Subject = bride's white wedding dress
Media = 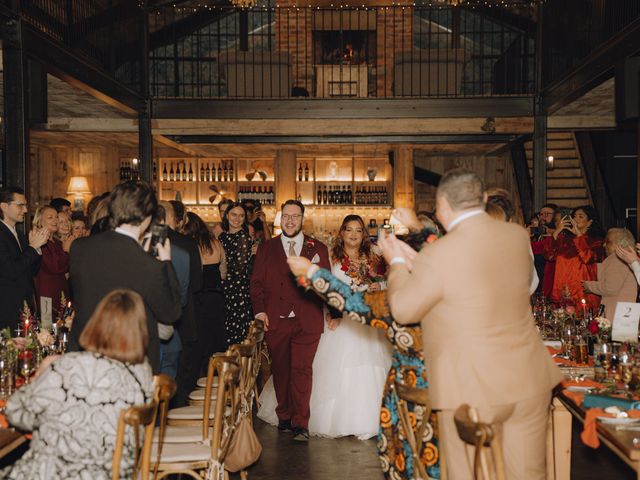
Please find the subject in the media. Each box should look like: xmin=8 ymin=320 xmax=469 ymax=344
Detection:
xmin=257 ymin=261 xmax=393 ymax=439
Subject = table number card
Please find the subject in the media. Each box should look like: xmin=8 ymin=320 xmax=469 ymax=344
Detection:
xmin=611 ymin=302 xmax=640 ymax=343
xmin=40 ymin=297 xmax=53 ymax=329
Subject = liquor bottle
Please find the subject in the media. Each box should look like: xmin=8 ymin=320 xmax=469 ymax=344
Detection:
xmin=223 ymin=161 xmax=228 ymax=182
xmin=304 ymin=162 xmax=309 ymax=182
xmin=152 ymin=161 xmax=157 ymax=181
xmin=316 ymin=185 xmax=322 ymax=204
xmin=342 ymin=185 xmax=347 ymax=204
xmin=322 ymin=185 xmax=328 ymax=205
xmin=205 ymin=163 xmax=211 ymax=182
xmin=188 ymin=163 xmax=194 ymax=182
xmin=229 ymin=161 xmax=234 ymax=182
xmin=269 ymin=186 xmax=274 ymax=205
xmin=169 ymin=162 xmax=175 ymax=181
xmin=200 ymin=163 xmax=205 ymax=182
xmin=162 ymin=162 xmax=168 ymax=181
xmin=217 ymin=163 xmax=222 ymax=182
xmin=346 ymin=184 xmax=353 ymax=204
xmin=298 ymin=163 xmax=303 ymax=182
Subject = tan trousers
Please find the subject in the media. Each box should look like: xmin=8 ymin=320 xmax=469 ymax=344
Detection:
xmin=439 ymin=391 xmax=552 ymax=480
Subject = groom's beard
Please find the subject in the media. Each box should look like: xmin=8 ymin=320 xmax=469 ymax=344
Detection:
xmin=282 ymin=226 xmax=302 ymax=238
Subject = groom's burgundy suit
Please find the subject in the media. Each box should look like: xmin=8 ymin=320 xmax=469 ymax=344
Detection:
xmin=250 ymin=234 xmax=330 ymax=429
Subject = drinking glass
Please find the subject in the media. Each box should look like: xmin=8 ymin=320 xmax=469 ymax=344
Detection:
xmin=19 ymin=352 xmax=33 ymax=385
xmin=57 ymin=328 xmax=69 ymax=354
xmin=0 ymin=356 xmax=14 ymax=400
xmin=574 ymin=334 xmax=589 ymax=365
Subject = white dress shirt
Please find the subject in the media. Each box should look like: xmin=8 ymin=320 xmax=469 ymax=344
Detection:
xmin=280 ymin=231 xmax=304 ymax=257
xmin=1 ymin=219 xmax=41 ymax=255
xmin=114 ymin=227 xmax=141 ymax=245
xmin=631 ymin=261 xmax=640 ymax=287
xmin=446 ymin=209 xmax=485 ymax=232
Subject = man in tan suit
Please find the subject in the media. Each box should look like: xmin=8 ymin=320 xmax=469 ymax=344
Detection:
xmin=379 ymin=169 xmax=562 ymax=479
xmin=584 ymin=228 xmax=638 ymax=317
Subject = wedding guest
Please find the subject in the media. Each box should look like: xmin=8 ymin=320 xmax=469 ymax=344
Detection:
xmin=242 ymin=199 xmax=272 ymax=242
xmin=70 ymin=212 xmax=90 ymax=238
xmin=32 ymin=206 xmax=72 ymax=318
xmin=212 ymin=198 xmax=233 ymax=238
xmin=49 ymin=197 xmax=71 ymax=217
xmin=616 ymin=242 xmax=640 ymax=286
xmin=159 ymin=200 xmax=203 ymax=407
xmin=0 ymin=186 xmax=48 ymax=329
xmin=86 ymin=192 xmax=109 ymax=224
xmin=549 ymin=205 xmax=605 ymax=310
xmin=183 ymin=211 xmax=228 ymax=369
xmin=286 ymin=207 xmax=441 ymax=479
xmin=379 ymin=169 xmax=561 ymax=480
xmin=533 ymin=208 xmax=564 ymax=298
xmin=1 ymin=289 xmax=153 ymax=480
xmin=529 ymin=204 xmax=559 ymax=295
xmin=583 ymin=228 xmax=638 ymax=317
xmin=220 ymin=201 xmax=255 ymax=345
xmin=69 ymin=181 xmax=181 ymax=373
xmin=89 ymin=196 xmax=111 ymax=235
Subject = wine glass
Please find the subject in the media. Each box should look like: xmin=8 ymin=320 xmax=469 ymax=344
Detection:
xmin=621 ymin=363 xmax=634 ymax=392
xmin=19 ymin=352 xmax=33 ymax=385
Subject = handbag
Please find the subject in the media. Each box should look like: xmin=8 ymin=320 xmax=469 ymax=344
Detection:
xmin=224 ymin=416 xmax=262 ymax=472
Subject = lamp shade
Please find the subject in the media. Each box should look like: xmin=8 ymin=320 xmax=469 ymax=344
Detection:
xmin=67 ymin=176 xmax=91 ymax=194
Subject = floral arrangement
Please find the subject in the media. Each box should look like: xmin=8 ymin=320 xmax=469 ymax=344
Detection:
xmin=587 ymin=315 xmax=612 ymax=340
xmin=339 ymin=253 xmax=386 ymax=288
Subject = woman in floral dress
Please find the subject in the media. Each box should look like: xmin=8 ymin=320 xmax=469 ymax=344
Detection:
xmin=288 ymin=224 xmax=441 ymax=480
xmin=219 ymin=202 xmax=255 ymax=345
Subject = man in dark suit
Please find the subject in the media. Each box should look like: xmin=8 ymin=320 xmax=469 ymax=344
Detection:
xmin=251 ymin=200 xmax=331 ymax=441
xmin=163 ymin=200 xmax=203 ymax=406
xmin=0 ymin=186 xmax=49 ymax=329
xmin=69 ymin=181 xmax=181 ymax=373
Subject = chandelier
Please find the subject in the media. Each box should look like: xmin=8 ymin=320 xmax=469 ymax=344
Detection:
xmin=230 ymin=0 xmax=256 ymax=7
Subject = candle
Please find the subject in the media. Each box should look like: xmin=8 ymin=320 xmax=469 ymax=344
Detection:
xmin=581 ymin=299 xmax=587 ymax=318
xmin=24 ymin=318 xmax=29 ymax=337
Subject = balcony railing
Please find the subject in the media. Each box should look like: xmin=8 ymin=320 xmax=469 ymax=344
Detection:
xmin=19 ymin=0 xmax=144 ymax=92
xmin=149 ymin=3 xmax=536 ymax=99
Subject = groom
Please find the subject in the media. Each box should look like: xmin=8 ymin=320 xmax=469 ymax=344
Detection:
xmin=251 ymin=199 xmax=331 ymax=441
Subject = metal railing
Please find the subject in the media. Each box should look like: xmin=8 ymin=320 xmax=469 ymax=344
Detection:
xmin=543 ymin=0 xmax=640 ymax=86
xmin=19 ymin=0 xmax=144 ymax=92
xmin=149 ymin=3 xmax=536 ymax=99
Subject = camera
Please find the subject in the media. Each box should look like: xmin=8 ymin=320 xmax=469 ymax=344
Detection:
xmin=149 ymin=224 xmax=169 ymax=257
xmin=377 ymin=223 xmax=394 ymax=237
xmin=530 ymin=225 xmax=546 ymax=237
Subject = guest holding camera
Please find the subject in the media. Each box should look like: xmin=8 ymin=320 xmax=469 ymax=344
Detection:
xmin=1 ymin=289 xmax=154 ymax=480
xmin=68 ymin=181 xmax=181 ymax=373
xmin=548 ymin=205 xmax=604 ymax=310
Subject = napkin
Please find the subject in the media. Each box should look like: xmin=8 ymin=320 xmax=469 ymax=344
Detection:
xmin=581 ymin=408 xmax=640 ymax=448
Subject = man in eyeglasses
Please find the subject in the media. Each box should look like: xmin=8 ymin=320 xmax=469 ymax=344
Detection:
xmin=0 ymin=186 xmax=49 ymax=329
xmin=250 ymin=199 xmax=331 ymax=442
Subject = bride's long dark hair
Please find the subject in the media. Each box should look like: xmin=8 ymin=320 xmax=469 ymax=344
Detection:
xmin=331 ymin=215 xmax=372 ymax=263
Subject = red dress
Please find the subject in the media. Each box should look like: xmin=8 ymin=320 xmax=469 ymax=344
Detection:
xmin=532 ymin=236 xmax=556 ymax=298
xmin=548 ymin=232 xmax=604 ymax=310
xmin=34 ymin=238 xmax=70 ymax=317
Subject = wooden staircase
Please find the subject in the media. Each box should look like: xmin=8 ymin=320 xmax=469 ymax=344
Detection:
xmin=525 ymin=132 xmax=591 ymax=208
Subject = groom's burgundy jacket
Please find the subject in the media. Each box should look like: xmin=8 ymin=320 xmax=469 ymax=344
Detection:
xmin=250 ymin=234 xmax=331 ymax=334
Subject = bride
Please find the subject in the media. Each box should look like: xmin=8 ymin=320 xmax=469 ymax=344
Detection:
xmin=258 ymin=214 xmax=392 ymax=439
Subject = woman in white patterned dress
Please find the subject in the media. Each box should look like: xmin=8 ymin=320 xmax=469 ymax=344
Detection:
xmin=1 ymin=289 xmax=153 ymax=480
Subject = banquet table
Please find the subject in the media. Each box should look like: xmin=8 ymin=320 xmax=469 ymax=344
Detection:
xmin=0 ymin=428 xmax=26 ymax=459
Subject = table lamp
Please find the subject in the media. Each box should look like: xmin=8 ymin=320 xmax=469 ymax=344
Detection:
xmin=66 ymin=176 xmax=91 ymax=211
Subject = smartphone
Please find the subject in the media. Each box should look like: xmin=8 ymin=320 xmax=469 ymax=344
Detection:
xmin=377 ymin=224 xmax=394 ymax=237
xmin=149 ymin=224 xmax=169 ymax=257
xmin=620 ymin=237 xmax=634 ymax=249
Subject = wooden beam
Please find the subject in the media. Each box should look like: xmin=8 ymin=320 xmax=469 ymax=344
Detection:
xmin=154 ymin=118 xmax=533 ymax=136
xmin=153 ymin=135 xmax=202 ymax=157
xmin=37 ymin=117 xmax=138 ymax=132
xmin=393 ymin=146 xmax=414 ymax=209
xmin=153 ymin=97 xmax=534 ymax=120
xmin=548 ymin=115 xmax=615 ymax=130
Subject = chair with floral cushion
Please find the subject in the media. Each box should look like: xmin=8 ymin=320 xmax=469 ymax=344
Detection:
xmin=453 ymin=404 xmax=506 ymax=480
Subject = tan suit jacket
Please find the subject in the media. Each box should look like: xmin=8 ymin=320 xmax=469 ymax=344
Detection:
xmin=388 ymin=212 xmax=562 ymax=410
xmin=584 ymin=255 xmax=638 ymax=318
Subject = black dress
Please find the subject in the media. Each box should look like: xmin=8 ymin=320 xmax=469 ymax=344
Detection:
xmin=219 ymin=229 xmax=254 ymax=344
xmin=195 ymin=263 xmax=227 ymax=367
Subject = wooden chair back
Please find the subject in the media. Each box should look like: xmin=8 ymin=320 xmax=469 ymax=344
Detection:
xmin=112 ymin=400 xmax=157 ymax=480
xmin=151 ymin=374 xmax=177 ymax=479
xmin=453 ymin=404 xmax=506 ymax=480
xmin=393 ymin=381 xmax=432 ymax=480
xmin=209 ymin=356 xmax=241 ymax=477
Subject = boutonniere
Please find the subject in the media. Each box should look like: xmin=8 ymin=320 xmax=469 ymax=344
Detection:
xmin=305 ymin=238 xmax=315 ymax=249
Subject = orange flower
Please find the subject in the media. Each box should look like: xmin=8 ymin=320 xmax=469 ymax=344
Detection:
xmin=407 ymin=412 xmax=417 ymax=430
xmin=405 ymin=370 xmax=417 ymax=387
xmin=380 ymin=408 xmax=392 ymax=428
xmin=422 ymin=442 xmax=438 ymax=467
xmin=395 ymin=453 xmax=406 ymax=472
xmin=371 ymin=319 xmax=389 ymax=331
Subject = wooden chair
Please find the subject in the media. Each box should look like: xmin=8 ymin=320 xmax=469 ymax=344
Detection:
xmin=112 ymin=400 xmax=157 ymax=480
xmin=393 ymin=381 xmax=432 ymax=480
xmin=151 ymin=374 xmax=177 ymax=478
xmin=453 ymin=404 xmax=506 ymax=480
xmin=153 ymin=356 xmax=241 ymax=479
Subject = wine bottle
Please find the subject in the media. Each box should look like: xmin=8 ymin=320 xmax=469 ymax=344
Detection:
xmin=316 ymin=185 xmax=322 ymax=204
xmin=152 ymin=161 xmax=157 ymax=181
xmin=322 ymin=185 xmax=328 ymax=205
xmin=169 ymin=162 xmax=175 ymax=181
xmin=269 ymin=186 xmax=274 ymax=205
xmin=223 ymin=161 xmax=228 ymax=182
xmin=200 ymin=163 xmax=205 ymax=182
xmin=346 ymin=184 xmax=352 ymax=204
xmin=298 ymin=163 xmax=303 ymax=182
xmin=162 ymin=162 xmax=168 ymax=181
xmin=217 ymin=163 xmax=222 ymax=182
xmin=229 ymin=161 xmax=234 ymax=181
xmin=188 ymin=162 xmax=194 ymax=182
xmin=304 ymin=162 xmax=309 ymax=182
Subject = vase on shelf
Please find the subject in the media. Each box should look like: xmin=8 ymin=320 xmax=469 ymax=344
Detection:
xmin=367 ymin=167 xmax=378 ymax=181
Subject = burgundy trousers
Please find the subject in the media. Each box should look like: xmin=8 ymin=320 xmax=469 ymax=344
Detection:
xmin=265 ymin=316 xmax=321 ymax=429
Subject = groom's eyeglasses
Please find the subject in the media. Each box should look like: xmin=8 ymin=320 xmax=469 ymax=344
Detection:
xmin=282 ymin=214 xmax=302 ymax=221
